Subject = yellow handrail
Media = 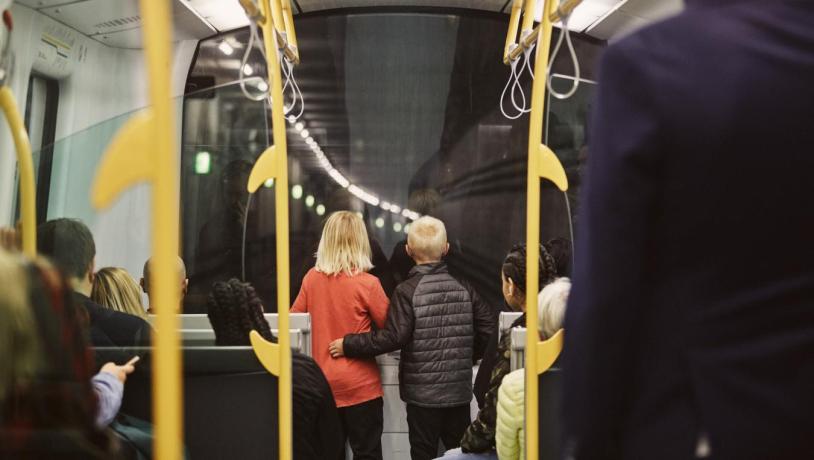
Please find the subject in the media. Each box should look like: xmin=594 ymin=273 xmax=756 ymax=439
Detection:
xmin=0 ymin=86 xmax=36 ymax=256
xmin=501 ymin=0 xmax=579 ymax=458
xmin=237 ymin=0 xmax=299 ymax=64
xmin=244 ymin=1 xmax=295 ymax=459
xmin=505 ymin=0 xmax=583 ymax=63
xmin=91 ymin=0 xmax=182 ymax=458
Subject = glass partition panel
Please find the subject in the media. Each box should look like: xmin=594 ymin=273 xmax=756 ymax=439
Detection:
xmin=186 ymin=11 xmax=576 ymax=309
xmin=541 ymin=73 xmax=596 ymax=249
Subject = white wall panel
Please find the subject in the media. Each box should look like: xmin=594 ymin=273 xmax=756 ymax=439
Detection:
xmin=1 ymin=4 xmax=197 ymax=282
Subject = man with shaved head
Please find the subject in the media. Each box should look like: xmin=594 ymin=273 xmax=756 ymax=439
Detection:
xmin=140 ymin=256 xmax=188 ymax=314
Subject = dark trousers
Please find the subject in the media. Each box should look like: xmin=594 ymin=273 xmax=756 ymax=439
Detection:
xmin=406 ymin=404 xmax=471 ymax=460
xmin=337 ymin=397 xmax=383 ymax=460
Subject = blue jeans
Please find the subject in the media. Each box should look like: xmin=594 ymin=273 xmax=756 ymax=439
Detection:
xmin=436 ymin=448 xmax=498 ymax=459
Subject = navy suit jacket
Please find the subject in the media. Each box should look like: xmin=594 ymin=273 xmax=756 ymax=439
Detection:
xmin=563 ymin=1 xmax=814 ymax=459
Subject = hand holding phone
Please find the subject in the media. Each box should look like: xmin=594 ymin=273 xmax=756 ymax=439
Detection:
xmin=101 ymin=356 xmax=139 ymax=384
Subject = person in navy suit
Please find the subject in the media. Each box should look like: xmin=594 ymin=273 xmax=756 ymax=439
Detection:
xmin=563 ymin=1 xmax=814 ymax=459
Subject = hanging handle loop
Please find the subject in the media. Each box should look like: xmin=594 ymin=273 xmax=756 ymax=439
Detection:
xmin=546 ymin=7 xmax=581 ymax=100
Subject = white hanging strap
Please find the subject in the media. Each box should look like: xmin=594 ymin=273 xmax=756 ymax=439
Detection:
xmin=239 ymin=20 xmax=270 ymax=102
xmin=546 ymin=10 xmax=581 ymax=100
xmin=500 ymin=49 xmax=526 ymax=120
xmin=281 ymin=54 xmax=304 ymax=120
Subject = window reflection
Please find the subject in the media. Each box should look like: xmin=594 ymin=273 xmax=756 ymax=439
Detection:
xmin=182 ymin=12 xmax=594 ymax=313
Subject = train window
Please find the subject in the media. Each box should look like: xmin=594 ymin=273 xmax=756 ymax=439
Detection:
xmin=183 ymin=10 xmax=601 ymax=314
xmin=16 ymin=74 xmax=58 ymax=224
xmin=540 ymin=74 xmax=596 ymax=245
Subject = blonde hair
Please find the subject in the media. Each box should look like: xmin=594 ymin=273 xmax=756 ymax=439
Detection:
xmin=315 ymin=211 xmax=373 ymax=276
xmin=407 ymin=216 xmax=447 ymax=262
xmin=538 ymin=277 xmax=570 ymax=339
xmin=0 ymin=248 xmax=41 ymax=402
xmin=91 ymin=267 xmax=147 ymax=318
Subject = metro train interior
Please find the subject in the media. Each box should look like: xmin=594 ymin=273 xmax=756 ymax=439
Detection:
xmin=1 ymin=0 xmax=687 ymax=459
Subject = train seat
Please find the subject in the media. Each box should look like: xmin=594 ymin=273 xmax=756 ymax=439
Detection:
xmin=94 ymin=346 xmax=279 ymax=459
xmin=146 ymin=313 xmax=312 ymax=356
xmin=507 ymin=327 xmax=563 ymax=459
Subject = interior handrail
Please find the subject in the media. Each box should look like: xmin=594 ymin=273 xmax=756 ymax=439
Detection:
xmin=0 ymin=86 xmax=36 ymax=256
xmin=501 ymin=0 xmax=578 ymax=458
xmin=238 ymin=0 xmax=300 ymax=64
xmin=90 ymin=0 xmax=182 ymax=458
xmin=503 ymin=0 xmax=584 ymax=63
xmin=240 ymin=1 xmax=298 ymax=459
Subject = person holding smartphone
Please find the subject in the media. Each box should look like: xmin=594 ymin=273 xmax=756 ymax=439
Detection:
xmin=93 ymin=356 xmax=139 ymax=427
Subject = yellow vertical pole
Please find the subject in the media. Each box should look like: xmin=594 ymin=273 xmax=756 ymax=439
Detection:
xmin=503 ymin=0 xmax=523 ymax=63
xmin=281 ymin=0 xmax=298 ymax=53
xmin=521 ymin=0 xmax=537 ymax=35
xmin=142 ymin=0 xmax=182 ymax=458
xmin=258 ymin=1 xmax=292 ymax=458
xmin=0 ymin=87 xmax=36 ymax=256
xmin=525 ymin=1 xmax=557 ymax=458
xmin=91 ymin=0 xmax=181 ymax=458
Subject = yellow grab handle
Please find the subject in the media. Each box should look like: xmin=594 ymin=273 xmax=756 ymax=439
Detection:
xmin=250 ymin=330 xmax=281 ymax=376
xmin=0 ymin=86 xmax=37 ymax=256
xmin=538 ymin=143 xmax=569 ymax=192
xmin=91 ymin=0 xmax=182 ymax=458
xmin=253 ymin=2 xmax=294 ymax=459
xmin=522 ymin=1 xmax=566 ymax=458
xmin=91 ymin=111 xmax=155 ymax=208
xmin=247 ymin=145 xmax=278 ymax=193
xmin=536 ymin=328 xmax=564 ymax=375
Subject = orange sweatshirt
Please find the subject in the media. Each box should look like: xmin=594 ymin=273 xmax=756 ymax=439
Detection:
xmin=291 ymin=268 xmax=389 ymax=407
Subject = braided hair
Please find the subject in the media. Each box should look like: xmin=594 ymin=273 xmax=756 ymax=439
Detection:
xmin=501 ymin=243 xmax=557 ymax=296
xmin=207 ymin=279 xmax=275 ymax=346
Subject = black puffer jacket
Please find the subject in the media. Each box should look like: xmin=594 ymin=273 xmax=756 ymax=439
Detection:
xmin=343 ymin=262 xmax=495 ymax=407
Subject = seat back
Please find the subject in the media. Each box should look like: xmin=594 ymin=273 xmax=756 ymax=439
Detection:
xmin=147 ymin=313 xmax=312 ymax=356
xmin=498 ymin=311 xmax=524 ymax=341
xmin=538 ymin=368 xmax=562 ymax=460
xmin=509 ymin=327 xmax=527 ymax=371
xmin=95 ymin=346 xmax=279 ymax=459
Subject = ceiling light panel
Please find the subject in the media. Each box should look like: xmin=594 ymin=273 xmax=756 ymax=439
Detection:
xmin=296 ymin=0 xmax=504 ymax=13
xmin=184 ymin=0 xmax=249 ymax=32
xmin=535 ymin=0 xmax=628 ymax=32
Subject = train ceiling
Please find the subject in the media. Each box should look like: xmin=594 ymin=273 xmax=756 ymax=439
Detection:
xmin=15 ymin=0 xmax=684 ymax=49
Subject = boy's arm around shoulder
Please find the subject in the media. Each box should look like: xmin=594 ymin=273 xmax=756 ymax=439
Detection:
xmin=343 ymin=284 xmax=415 ymax=359
xmin=465 ymin=280 xmax=497 ymax=362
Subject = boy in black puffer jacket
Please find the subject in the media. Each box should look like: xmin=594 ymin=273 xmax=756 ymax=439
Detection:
xmin=328 ymin=216 xmax=495 ymax=460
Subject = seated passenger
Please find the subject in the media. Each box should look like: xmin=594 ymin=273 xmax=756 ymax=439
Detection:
xmin=474 ymin=239 xmax=569 ymax=409
xmin=495 ymin=278 xmax=571 ymax=460
xmin=140 ymin=256 xmax=188 ymax=314
xmin=291 ymin=211 xmax=389 ymax=460
xmin=451 ymin=244 xmax=557 ymax=457
xmin=0 ymin=248 xmax=135 ymax=457
xmin=329 ymin=216 xmax=495 ymax=460
xmin=92 ymin=267 xmax=148 ymax=319
xmin=206 ymin=278 xmax=345 ymax=460
xmin=37 ymin=218 xmax=151 ymax=347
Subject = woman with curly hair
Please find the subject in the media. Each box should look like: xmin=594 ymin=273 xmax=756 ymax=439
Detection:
xmin=206 ymin=278 xmax=345 ymax=460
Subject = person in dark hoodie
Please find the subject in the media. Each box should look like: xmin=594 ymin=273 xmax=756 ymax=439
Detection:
xmin=37 ymin=218 xmax=151 ymax=347
xmin=206 ymin=278 xmax=345 ymax=460
xmin=329 ymin=216 xmax=495 ymax=460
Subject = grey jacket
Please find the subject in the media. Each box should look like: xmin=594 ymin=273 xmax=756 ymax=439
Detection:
xmin=343 ymin=262 xmax=495 ymax=407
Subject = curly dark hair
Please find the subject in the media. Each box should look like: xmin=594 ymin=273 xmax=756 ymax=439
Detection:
xmin=543 ymin=237 xmax=573 ymax=277
xmin=206 ymin=279 xmax=275 ymax=346
xmin=501 ymin=243 xmax=557 ymax=295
